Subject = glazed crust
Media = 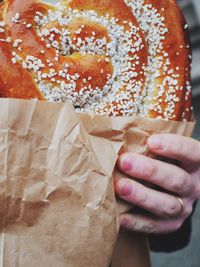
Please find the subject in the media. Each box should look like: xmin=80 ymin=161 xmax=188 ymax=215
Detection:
xmin=142 ymin=0 xmax=192 ymax=121
xmin=0 ymin=0 xmax=192 ymax=120
xmin=0 ymin=0 xmax=114 ymax=97
xmin=0 ymin=1 xmax=44 ymax=99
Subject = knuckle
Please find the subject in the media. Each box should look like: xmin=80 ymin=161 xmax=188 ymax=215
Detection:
xmin=165 ymin=200 xmax=180 ymax=217
xmin=143 ymin=162 xmax=158 ymax=181
xmin=171 ymin=173 xmax=188 ymax=194
xmin=135 ymin=190 xmax=148 ymax=206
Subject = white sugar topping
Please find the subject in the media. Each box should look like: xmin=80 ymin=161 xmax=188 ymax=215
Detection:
xmin=125 ymin=0 xmax=191 ymax=119
xmin=31 ymin=6 xmax=147 ymax=114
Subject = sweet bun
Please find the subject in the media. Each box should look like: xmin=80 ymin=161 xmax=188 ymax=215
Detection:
xmin=0 ymin=0 xmax=192 ymax=120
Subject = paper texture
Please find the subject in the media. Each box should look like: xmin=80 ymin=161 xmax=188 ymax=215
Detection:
xmin=79 ymin=111 xmax=195 ymax=267
xmin=0 ymin=99 xmax=195 ymax=267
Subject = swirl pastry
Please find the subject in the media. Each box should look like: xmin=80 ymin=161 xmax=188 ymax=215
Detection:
xmin=0 ymin=0 xmax=192 ymax=120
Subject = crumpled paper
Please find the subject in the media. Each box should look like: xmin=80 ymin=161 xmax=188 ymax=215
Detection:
xmin=79 ymin=110 xmax=195 ymax=267
xmin=0 ymin=99 xmax=195 ymax=267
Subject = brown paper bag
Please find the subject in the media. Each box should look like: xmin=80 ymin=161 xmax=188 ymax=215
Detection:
xmin=79 ymin=112 xmax=195 ymax=267
xmin=0 ymin=99 xmax=195 ymax=267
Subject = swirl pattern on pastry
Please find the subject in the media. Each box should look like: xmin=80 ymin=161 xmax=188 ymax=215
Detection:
xmin=0 ymin=0 xmax=192 ymax=120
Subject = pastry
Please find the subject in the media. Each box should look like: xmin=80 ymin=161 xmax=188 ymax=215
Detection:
xmin=0 ymin=0 xmax=192 ymax=120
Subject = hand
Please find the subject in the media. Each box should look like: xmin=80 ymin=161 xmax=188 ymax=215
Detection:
xmin=115 ymin=134 xmax=200 ymax=234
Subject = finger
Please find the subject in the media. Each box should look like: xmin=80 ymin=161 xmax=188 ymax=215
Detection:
xmin=115 ymin=178 xmax=190 ymax=218
xmin=147 ymin=134 xmax=200 ymax=165
xmin=117 ymin=153 xmax=193 ymax=196
xmin=120 ymin=213 xmax=184 ymax=234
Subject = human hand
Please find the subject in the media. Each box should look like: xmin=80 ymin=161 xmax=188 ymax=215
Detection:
xmin=115 ymin=134 xmax=200 ymax=234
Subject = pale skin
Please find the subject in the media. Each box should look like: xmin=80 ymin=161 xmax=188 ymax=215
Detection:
xmin=115 ymin=134 xmax=200 ymax=234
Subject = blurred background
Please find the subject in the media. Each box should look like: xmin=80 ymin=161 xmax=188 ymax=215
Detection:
xmin=151 ymin=0 xmax=200 ymax=266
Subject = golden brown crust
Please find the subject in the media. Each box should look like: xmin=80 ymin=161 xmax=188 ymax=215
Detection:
xmin=144 ymin=0 xmax=192 ymax=121
xmin=0 ymin=0 xmax=192 ymax=120
xmin=0 ymin=0 xmax=148 ymax=109
xmin=0 ymin=2 xmax=44 ymax=99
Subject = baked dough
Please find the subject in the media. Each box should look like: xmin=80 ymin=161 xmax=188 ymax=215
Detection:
xmin=0 ymin=0 xmax=192 ymax=120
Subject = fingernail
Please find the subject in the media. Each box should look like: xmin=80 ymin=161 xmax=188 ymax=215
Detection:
xmin=119 ymin=154 xmax=132 ymax=172
xmin=148 ymin=136 xmax=163 ymax=150
xmin=117 ymin=180 xmax=132 ymax=196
